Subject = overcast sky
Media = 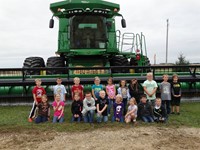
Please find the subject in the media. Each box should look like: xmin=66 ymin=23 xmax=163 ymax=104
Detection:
xmin=0 ymin=0 xmax=200 ymax=68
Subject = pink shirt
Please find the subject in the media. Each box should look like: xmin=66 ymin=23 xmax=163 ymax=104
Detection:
xmin=106 ymin=84 xmax=115 ymax=99
xmin=52 ymin=101 xmax=65 ymax=117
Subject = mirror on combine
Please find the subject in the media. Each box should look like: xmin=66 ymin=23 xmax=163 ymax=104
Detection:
xmin=121 ymin=18 xmax=126 ymax=28
xmin=49 ymin=18 xmax=54 ymax=28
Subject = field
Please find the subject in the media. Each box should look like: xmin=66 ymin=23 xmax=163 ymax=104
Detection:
xmin=0 ymin=102 xmax=200 ymax=150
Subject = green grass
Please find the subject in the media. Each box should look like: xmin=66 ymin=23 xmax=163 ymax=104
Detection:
xmin=0 ymin=102 xmax=199 ymax=133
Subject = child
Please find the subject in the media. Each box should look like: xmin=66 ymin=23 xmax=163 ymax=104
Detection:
xmin=171 ymin=74 xmax=182 ymax=115
xmin=128 ymin=78 xmax=140 ymax=104
xmin=35 ymin=95 xmax=50 ymax=124
xmin=143 ymin=72 xmax=158 ymax=106
xmin=125 ymin=98 xmax=138 ymax=124
xmin=71 ymin=77 xmax=84 ymax=101
xmin=92 ymin=76 xmax=103 ymax=101
xmin=160 ymin=74 xmax=171 ymax=114
xmin=138 ymin=94 xmax=154 ymax=123
xmin=52 ymin=94 xmax=65 ymax=123
xmin=106 ymin=77 xmax=116 ymax=116
xmin=112 ymin=94 xmax=124 ymax=122
xmin=28 ymin=78 xmax=46 ymax=122
xmin=53 ymin=78 xmax=67 ymax=101
xmin=82 ymin=91 xmax=96 ymax=123
xmin=71 ymin=94 xmax=83 ymax=122
xmin=96 ymin=90 xmax=109 ymax=123
xmin=153 ymin=98 xmax=167 ymax=123
xmin=117 ymin=80 xmax=131 ymax=115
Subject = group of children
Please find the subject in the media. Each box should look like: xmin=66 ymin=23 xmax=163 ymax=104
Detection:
xmin=28 ymin=72 xmax=182 ymax=124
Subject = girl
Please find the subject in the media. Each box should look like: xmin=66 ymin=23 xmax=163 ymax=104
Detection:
xmin=92 ymin=76 xmax=103 ymax=101
xmin=171 ymin=74 xmax=182 ymax=115
xmin=128 ymin=78 xmax=140 ymax=104
xmin=125 ymin=98 xmax=138 ymax=123
xmin=71 ymin=94 xmax=83 ymax=122
xmin=35 ymin=94 xmax=50 ymax=124
xmin=112 ymin=94 xmax=124 ymax=122
xmin=117 ymin=80 xmax=130 ymax=115
xmin=106 ymin=77 xmax=116 ymax=116
xmin=52 ymin=94 xmax=65 ymax=123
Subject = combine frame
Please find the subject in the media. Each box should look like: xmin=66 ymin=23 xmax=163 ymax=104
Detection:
xmin=0 ymin=65 xmax=200 ymax=103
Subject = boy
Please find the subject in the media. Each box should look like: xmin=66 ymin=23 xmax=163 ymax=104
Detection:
xmin=82 ymin=91 xmax=96 ymax=123
xmin=71 ymin=77 xmax=84 ymax=101
xmin=160 ymin=74 xmax=171 ymax=114
xmin=153 ymin=98 xmax=167 ymax=123
xmin=143 ymin=72 xmax=158 ymax=106
xmin=53 ymin=78 xmax=67 ymax=101
xmin=71 ymin=94 xmax=83 ymax=122
xmin=138 ymin=94 xmax=154 ymax=123
xmin=171 ymin=74 xmax=182 ymax=115
xmin=28 ymin=78 xmax=46 ymax=122
xmin=96 ymin=90 xmax=109 ymax=123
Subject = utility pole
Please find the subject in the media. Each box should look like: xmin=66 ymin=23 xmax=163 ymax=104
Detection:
xmin=166 ymin=19 xmax=169 ymax=64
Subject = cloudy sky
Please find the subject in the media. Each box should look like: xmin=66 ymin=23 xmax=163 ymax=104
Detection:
xmin=0 ymin=0 xmax=200 ymax=68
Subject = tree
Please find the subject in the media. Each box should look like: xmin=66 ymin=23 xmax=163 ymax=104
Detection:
xmin=175 ymin=53 xmax=190 ymax=65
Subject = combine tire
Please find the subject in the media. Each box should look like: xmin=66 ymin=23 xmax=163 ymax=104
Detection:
xmin=110 ymin=56 xmax=129 ymax=73
xmin=23 ymin=57 xmax=45 ymax=75
xmin=46 ymin=56 xmax=65 ymax=74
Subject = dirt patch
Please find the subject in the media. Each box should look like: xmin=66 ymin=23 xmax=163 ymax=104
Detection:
xmin=0 ymin=127 xmax=200 ymax=150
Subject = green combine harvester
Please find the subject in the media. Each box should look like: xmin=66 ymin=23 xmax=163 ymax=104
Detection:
xmin=0 ymin=0 xmax=200 ymax=103
xmin=24 ymin=0 xmax=149 ymax=75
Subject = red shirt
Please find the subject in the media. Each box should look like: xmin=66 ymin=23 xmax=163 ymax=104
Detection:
xmin=71 ymin=85 xmax=84 ymax=100
xmin=32 ymin=86 xmax=46 ymax=103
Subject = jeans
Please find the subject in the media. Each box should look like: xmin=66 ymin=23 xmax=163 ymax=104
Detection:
xmin=96 ymin=113 xmax=108 ymax=123
xmin=142 ymin=116 xmax=154 ymax=123
xmin=147 ymin=99 xmax=156 ymax=107
xmin=162 ymin=100 xmax=171 ymax=114
xmin=71 ymin=116 xmax=81 ymax=122
xmin=107 ymin=99 xmax=114 ymax=115
xmin=83 ymin=110 xmax=94 ymax=123
xmin=112 ymin=116 xmax=124 ymax=122
xmin=35 ymin=116 xmax=48 ymax=124
xmin=53 ymin=116 xmax=64 ymax=123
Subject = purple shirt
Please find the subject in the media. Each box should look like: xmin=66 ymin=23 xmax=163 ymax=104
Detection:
xmin=113 ymin=102 xmax=124 ymax=118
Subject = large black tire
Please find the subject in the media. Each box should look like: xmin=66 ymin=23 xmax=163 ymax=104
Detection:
xmin=23 ymin=57 xmax=45 ymax=75
xmin=110 ymin=56 xmax=129 ymax=73
xmin=46 ymin=56 xmax=65 ymax=75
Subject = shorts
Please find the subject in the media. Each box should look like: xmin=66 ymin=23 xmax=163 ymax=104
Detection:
xmin=171 ymin=97 xmax=181 ymax=106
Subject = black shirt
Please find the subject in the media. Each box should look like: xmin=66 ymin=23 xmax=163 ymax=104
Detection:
xmin=97 ymin=97 xmax=109 ymax=116
xmin=71 ymin=100 xmax=83 ymax=115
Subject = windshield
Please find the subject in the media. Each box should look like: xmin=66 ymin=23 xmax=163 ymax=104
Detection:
xmin=70 ymin=15 xmax=107 ymax=49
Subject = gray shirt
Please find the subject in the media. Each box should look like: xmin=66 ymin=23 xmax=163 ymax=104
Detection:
xmin=160 ymin=82 xmax=171 ymax=100
xmin=53 ymin=84 xmax=67 ymax=101
xmin=83 ymin=97 xmax=96 ymax=111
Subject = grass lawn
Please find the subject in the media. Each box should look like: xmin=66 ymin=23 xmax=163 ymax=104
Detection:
xmin=0 ymin=102 xmax=199 ymax=133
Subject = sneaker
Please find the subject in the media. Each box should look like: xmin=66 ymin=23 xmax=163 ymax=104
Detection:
xmin=171 ymin=112 xmax=175 ymax=114
xmin=177 ymin=112 xmax=180 ymax=115
xmin=28 ymin=118 xmax=33 ymax=122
